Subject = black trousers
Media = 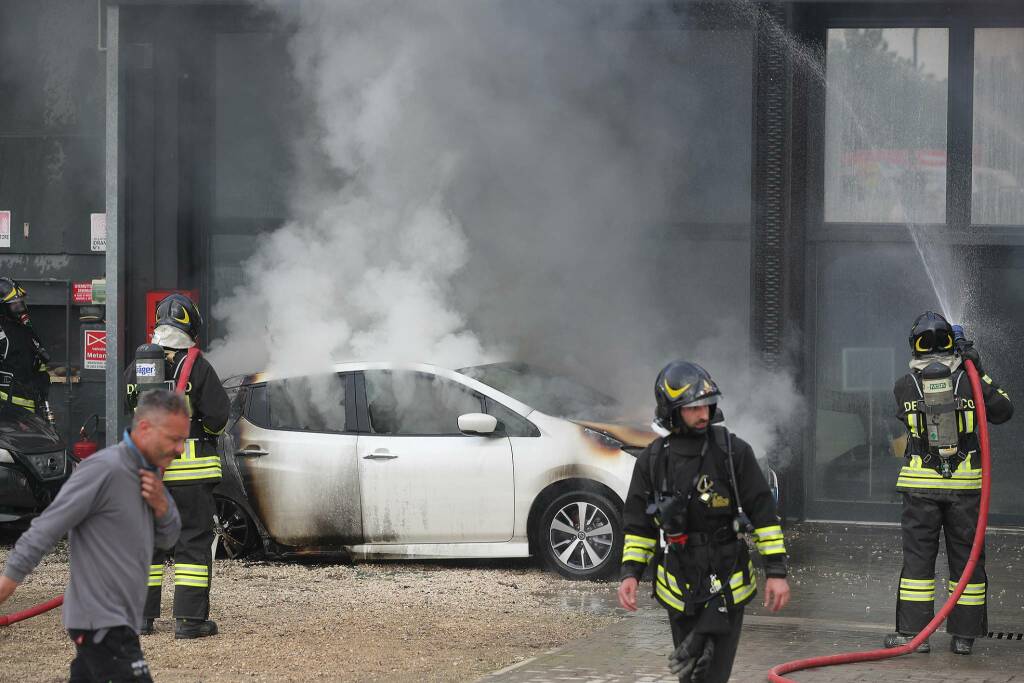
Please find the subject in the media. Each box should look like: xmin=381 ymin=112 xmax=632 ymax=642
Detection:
xmin=668 ymin=607 xmax=744 ymax=683
xmin=896 ymin=492 xmax=987 ymax=637
xmin=145 ymin=483 xmax=215 ymax=620
xmin=68 ymin=626 xmax=152 ymax=682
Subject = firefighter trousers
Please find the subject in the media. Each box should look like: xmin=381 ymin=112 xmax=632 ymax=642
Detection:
xmin=145 ymin=483 xmax=215 ymax=621
xmin=668 ymin=607 xmax=744 ymax=683
xmin=896 ymin=492 xmax=987 ymax=638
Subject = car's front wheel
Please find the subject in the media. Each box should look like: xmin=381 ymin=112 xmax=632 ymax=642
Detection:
xmin=536 ymin=490 xmax=622 ymax=581
xmin=213 ymin=495 xmax=258 ymax=559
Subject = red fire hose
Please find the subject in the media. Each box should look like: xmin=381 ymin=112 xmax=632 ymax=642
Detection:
xmin=768 ymin=358 xmax=991 ymax=681
xmin=0 ymin=595 xmax=63 ymax=627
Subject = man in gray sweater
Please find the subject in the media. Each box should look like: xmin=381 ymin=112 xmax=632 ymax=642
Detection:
xmin=0 ymin=390 xmax=186 ymax=682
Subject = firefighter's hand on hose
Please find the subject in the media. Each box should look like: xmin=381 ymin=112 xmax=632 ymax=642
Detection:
xmin=617 ymin=576 xmax=638 ymax=612
xmin=139 ymin=469 xmax=169 ymax=519
xmin=0 ymin=576 xmax=19 ymax=605
xmin=956 ymin=339 xmax=983 ymax=373
xmin=764 ymin=577 xmax=790 ymax=612
xmin=668 ymin=630 xmax=714 ymax=681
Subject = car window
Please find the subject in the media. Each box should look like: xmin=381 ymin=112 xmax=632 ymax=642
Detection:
xmin=246 ymin=384 xmax=270 ymax=428
xmin=484 ymin=397 xmax=540 ymax=438
xmin=269 ymin=374 xmax=347 ymax=433
xmin=364 ymin=370 xmax=483 ymax=436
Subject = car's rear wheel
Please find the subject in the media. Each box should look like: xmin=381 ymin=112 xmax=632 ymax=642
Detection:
xmin=214 ymin=495 xmax=258 ymax=559
xmin=536 ymin=490 xmax=622 ymax=581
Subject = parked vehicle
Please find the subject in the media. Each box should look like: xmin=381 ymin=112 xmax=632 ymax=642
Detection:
xmin=212 ymin=362 xmax=654 ymax=580
xmin=0 ymin=407 xmax=72 ymax=525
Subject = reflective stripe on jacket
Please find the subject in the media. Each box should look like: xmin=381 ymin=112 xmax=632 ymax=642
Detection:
xmin=163 ymin=438 xmax=222 ymax=484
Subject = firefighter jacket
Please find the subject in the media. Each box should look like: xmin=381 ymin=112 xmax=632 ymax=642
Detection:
xmin=620 ymin=427 xmax=787 ymax=616
xmin=894 ymin=365 xmax=1012 ymax=493
xmin=0 ymin=319 xmax=49 ymax=413
xmin=125 ymin=349 xmax=229 ymax=485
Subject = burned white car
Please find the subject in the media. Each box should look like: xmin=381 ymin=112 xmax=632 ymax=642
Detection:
xmin=212 ymin=362 xmax=656 ymax=579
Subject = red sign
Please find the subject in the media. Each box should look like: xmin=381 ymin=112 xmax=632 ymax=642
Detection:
xmin=145 ymin=290 xmax=199 ymax=342
xmin=84 ymin=330 xmax=107 ymax=370
xmin=73 ymin=282 xmax=93 ymax=303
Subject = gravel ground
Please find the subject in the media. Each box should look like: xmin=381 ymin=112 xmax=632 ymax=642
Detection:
xmin=0 ymin=539 xmax=621 ymax=682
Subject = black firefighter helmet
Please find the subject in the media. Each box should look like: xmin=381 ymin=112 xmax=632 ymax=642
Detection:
xmin=654 ymin=360 xmax=722 ymax=433
xmin=155 ymin=293 xmax=203 ymax=341
xmin=909 ymin=310 xmax=954 ymax=358
xmin=0 ymin=277 xmax=29 ymax=323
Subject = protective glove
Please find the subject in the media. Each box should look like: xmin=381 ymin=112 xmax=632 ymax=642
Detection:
xmin=667 ymin=630 xmax=715 ymax=682
xmin=955 ymin=339 xmax=983 ymax=374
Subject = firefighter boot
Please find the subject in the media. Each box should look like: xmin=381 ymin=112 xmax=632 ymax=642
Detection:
xmin=883 ymin=632 xmax=931 ymax=653
xmin=950 ymin=636 xmax=974 ymax=655
xmin=175 ymin=619 xmax=218 ymax=640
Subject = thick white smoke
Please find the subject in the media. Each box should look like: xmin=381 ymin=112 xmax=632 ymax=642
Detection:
xmin=207 ymin=0 xmax=804 ymax=461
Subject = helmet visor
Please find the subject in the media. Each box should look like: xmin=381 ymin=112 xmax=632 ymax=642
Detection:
xmin=682 ymin=394 xmax=720 ymax=408
xmin=913 ymin=329 xmax=954 ymax=355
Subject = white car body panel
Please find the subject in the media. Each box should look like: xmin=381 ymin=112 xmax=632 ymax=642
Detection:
xmin=357 ymin=432 xmax=515 ymax=543
xmin=229 ymin=361 xmax=648 ymax=560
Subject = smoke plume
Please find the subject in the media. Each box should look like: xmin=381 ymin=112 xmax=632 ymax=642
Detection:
xmin=207 ymin=0 xmax=803 ymax=460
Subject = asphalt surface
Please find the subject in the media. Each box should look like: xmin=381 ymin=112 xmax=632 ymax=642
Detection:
xmin=481 ymin=522 xmax=1024 ymax=682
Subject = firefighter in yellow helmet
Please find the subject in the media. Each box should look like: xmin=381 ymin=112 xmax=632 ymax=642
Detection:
xmin=618 ymin=361 xmax=789 ymax=682
xmin=884 ymin=311 xmax=1012 ymax=655
xmin=125 ymin=294 xmax=229 ymax=639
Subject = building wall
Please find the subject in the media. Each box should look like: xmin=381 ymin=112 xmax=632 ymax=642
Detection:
xmin=0 ymin=0 xmax=107 ymax=446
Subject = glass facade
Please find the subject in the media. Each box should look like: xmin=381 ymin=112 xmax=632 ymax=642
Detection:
xmin=973 ymin=28 xmax=1024 ymax=226
xmin=812 ymin=23 xmax=1024 ymax=522
xmin=824 ymin=28 xmax=949 ymax=224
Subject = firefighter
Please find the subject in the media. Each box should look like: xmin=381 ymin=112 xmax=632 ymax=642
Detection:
xmin=884 ymin=311 xmax=1012 ymax=655
xmin=0 ymin=277 xmax=52 ymax=420
xmin=125 ymin=293 xmax=229 ymax=639
xmin=618 ymin=361 xmax=790 ymax=683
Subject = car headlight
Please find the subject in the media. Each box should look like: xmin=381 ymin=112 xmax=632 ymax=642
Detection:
xmin=19 ymin=451 xmax=68 ymax=481
xmin=0 ymin=448 xmax=13 ymax=464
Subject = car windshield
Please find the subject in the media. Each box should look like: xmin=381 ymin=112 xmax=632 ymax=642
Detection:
xmin=458 ymin=362 xmax=622 ymax=420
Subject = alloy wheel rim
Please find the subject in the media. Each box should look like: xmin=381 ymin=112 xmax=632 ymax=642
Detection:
xmin=548 ymin=500 xmax=614 ymax=571
xmin=214 ymin=498 xmax=252 ymax=559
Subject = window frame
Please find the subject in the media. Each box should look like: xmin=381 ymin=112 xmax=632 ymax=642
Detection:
xmin=356 ymin=369 xmax=488 ymax=438
xmin=242 ymin=373 xmax=357 ymax=434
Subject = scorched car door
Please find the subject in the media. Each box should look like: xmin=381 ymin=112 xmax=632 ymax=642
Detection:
xmin=357 ymin=370 xmax=514 ymax=543
xmin=234 ymin=375 xmax=362 ymax=546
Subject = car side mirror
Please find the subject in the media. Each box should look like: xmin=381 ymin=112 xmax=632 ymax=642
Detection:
xmin=458 ymin=413 xmax=498 ymax=436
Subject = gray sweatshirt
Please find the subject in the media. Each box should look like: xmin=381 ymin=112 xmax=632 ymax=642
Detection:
xmin=3 ymin=437 xmax=181 ymax=632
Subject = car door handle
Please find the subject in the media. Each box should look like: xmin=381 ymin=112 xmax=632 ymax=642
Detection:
xmin=235 ymin=446 xmax=269 ymax=457
xmin=363 ymin=451 xmax=398 ymax=460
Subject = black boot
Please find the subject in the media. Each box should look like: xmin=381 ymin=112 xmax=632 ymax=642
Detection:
xmin=950 ymin=636 xmax=974 ymax=655
xmin=883 ymin=632 xmax=930 ymax=653
xmin=140 ymin=618 xmax=155 ymax=636
xmin=175 ymin=618 xmax=218 ymax=640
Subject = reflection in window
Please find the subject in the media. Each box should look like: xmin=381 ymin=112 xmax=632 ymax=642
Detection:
xmin=269 ymin=374 xmax=346 ymax=432
xmin=973 ymin=29 xmax=1024 ymax=226
xmin=825 ymin=28 xmax=949 ymax=224
xmin=365 ymin=371 xmax=483 ymax=436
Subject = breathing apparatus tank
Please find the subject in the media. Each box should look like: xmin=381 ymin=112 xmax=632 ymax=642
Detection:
xmin=920 ymin=362 xmax=959 ymax=463
xmin=134 ymin=343 xmax=172 ymax=393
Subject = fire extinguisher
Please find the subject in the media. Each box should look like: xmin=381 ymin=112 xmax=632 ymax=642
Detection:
xmin=72 ymin=414 xmax=101 ymax=461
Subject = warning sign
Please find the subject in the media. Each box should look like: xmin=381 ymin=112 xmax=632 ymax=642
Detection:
xmin=84 ymin=330 xmax=107 ymax=370
xmin=0 ymin=211 xmax=10 ymax=248
xmin=90 ymin=213 xmax=106 ymax=252
xmin=73 ymin=282 xmax=93 ymax=303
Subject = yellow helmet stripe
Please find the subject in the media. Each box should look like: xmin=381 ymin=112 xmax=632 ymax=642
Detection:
xmin=663 ymin=380 xmax=691 ymax=400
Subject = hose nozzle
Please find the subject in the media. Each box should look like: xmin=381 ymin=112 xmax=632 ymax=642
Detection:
xmin=952 ymin=324 xmax=965 ymax=342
